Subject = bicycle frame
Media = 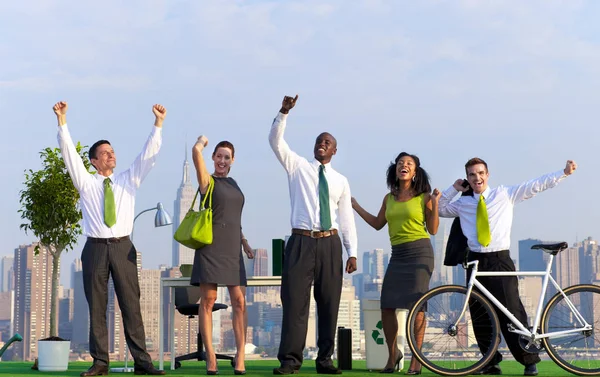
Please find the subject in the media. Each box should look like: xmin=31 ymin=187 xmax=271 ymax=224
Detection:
xmin=454 ymin=253 xmax=593 ymax=341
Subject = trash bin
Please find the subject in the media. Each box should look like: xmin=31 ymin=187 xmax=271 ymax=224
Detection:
xmin=337 ymin=327 xmax=352 ymax=370
xmin=363 ymin=299 xmax=408 ymax=371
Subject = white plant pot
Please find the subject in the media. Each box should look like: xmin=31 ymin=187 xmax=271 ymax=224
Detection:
xmin=37 ymin=339 xmax=71 ymax=372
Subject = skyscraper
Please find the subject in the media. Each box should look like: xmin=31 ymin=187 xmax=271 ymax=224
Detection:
xmin=71 ymin=259 xmax=89 ymax=349
xmin=13 ymin=243 xmax=54 ymax=360
xmin=172 ymin=146 xmax=196 ymax=267
xmin=1 ymin=255 xmax=14 ymax=292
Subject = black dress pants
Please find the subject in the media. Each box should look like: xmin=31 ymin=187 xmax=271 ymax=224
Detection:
xmin=467 ymin=250 xmax=541 ymax=366
xmin=81 ymin=237 xmax=153 ymax=367
xmin=277 ymin=233 xmax=343 ymax=369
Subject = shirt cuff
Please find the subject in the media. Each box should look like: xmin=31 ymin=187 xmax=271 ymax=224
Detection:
xmin=554 ymin=169 xmax=568 ymax=181
xmin=275 ymin=112 xmax=288 ymax=122
xmin=151 ymin=125 xmax=162 ymax=135
xmin=346 ymin=249 xmax=357 ymax=259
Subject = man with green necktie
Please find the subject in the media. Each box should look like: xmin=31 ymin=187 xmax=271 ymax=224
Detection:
xmin=439 ymin=157 xmax=577 ymax=377
xmin=269 ymin=95 xmax=358 ymax=375
xmin=54 ymin=101 xmax=167 ymax=376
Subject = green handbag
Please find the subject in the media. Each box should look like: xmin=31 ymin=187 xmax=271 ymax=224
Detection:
xmin=173 ymin=177 xmax=214 ymax=249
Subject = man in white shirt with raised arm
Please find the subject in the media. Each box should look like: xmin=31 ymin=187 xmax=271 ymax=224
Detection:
xmin=54 ymin=101 xmax=167 ymax=376
xmin=439 ymin=157 xmax=577 ymax=377
xmin=269 ymin=95 xmax=358 ymax=375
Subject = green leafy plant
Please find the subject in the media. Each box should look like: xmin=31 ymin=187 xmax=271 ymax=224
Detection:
xmin=19 ymin=143 xmax=92 ymax=338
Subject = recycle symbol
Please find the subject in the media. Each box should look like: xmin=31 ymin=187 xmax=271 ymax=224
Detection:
xmin=371 ymin=320 xmax=384 ymax=345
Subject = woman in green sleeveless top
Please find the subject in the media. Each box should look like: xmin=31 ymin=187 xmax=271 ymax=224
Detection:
xmin=352 ymin=152 xmax=440 ymax=374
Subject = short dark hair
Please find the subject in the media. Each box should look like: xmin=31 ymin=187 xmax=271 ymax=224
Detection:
xmin=465 ymin=157 xmax=488 ymax=175
xmin=89 ymin=140 xmax=111 ymax=161
xmin=386 ymin=152 xmax=431 ymax=195
xmin=213 ymin=141 xmax=235 ymax=158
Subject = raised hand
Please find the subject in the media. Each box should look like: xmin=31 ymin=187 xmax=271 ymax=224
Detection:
xmin=564 ymin=160 xmax=577 ymax=175
xmin=453 ymin=179 xmax=469 ymax=192
xmin=152 ymin=104 xmax=167 ymax=119
xmin=194 ymin=135 xmax=208 ymax=152
xmin=431 ymin=188 xmax=441 ymax=203
xmin=280 ymin=94 xmax=298 ymax=114
xmin=53 ymin=101 xmax=68 ymax=126
xmin=53 ymin=101 xmax=68 ymax=116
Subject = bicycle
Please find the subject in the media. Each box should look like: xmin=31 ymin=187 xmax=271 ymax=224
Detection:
xmin=406 ymin=242 xmax=600 ymax=376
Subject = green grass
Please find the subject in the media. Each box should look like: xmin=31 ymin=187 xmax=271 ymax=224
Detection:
xmin=0 ymin=360 xmax=582 ymax=376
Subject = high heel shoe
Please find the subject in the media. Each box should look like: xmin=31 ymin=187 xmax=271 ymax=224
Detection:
xmin=206 ymin=358 xmax=219 ymax=375
xmin=406 ymin=368 xmax=422 ymax=375
xmin=380 ymin=349 xmax=403 ymax=373
xmin=232 ymin=355 xmax=246 ymax=375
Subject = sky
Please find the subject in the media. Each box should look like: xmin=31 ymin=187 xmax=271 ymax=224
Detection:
xmin=1 ymin=1 xmax=599 ymax=288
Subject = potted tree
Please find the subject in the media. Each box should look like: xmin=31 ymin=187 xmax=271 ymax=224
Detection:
xmin=19 ymin=144 xmax=92 ymax=371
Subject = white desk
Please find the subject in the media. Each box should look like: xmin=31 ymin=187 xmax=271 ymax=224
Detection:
xmin=159 ymin=276 xmax=282 ymax=370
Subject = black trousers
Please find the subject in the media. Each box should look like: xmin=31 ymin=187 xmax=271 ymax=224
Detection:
xmin=81 ymin=238 xmax=152 ymax=367
xmin=467 ymin=250 xmax=541 ymax=366
xmin=277 ymin=233 xmax=343 ymax=369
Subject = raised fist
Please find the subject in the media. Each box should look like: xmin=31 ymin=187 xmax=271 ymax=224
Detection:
xmin=564 ymin=160 xmax=577 ymax=175
xmin=280 ymin=94 xmax=299 ymax=114
xmin=194 ymin=135 xmax=208 ymax=151
xmin=53 ymin=101 xmax=68 ymax=116
xmin=152 ymin=104 xmax=167 ymax=120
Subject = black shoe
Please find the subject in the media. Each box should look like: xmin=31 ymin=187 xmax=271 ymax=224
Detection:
xmin=524 ymin=364 xmax=538 ymax=376
xmin=316 ymin=364 xmax=342 ymax=374
xmin=406 ymin=368 xmax=422 ymax=375
xmin=134 ymin=364 xmax=166 ymax=375
xmin=474 ymin=364 xmax=502 ymax=375
xmin=234 ymin=370 xmax=247 ymax=375
xmin=380 ymin=348 xmax=403 ymax=373
xmin=273 ymin=365 xmax=299 ymax=375
xmin=80 ymin=364 xmax=109 ymax=377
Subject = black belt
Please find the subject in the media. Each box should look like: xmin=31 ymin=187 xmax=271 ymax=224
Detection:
xmin=292 ymin=228 xmax=338 ymax=239
xmin=87 ymin=236 xmax=130 ymax=244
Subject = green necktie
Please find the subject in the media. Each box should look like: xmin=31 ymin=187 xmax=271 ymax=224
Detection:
xmin=104 ymin=178 xmax=116 ymax=228
xmin=476 ymin=194 xmax=491 ymax=247
xmin=318 ymin=165 xmax=332 ymax=231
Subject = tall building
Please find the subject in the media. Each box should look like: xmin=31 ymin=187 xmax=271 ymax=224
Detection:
xmin=363 ymin=249 xmax=385 ymax=281
xmin=430 ymin=220 xmax=452 ymax=287
xmin=139 ymin=269 xmax=161 ymax=354
xmin=518 ymin=238 xmax=556 ymax=272
xmin=13 ymin=243 xmax=55 ymax=360
xmin=58 ymin=287 xmax=74 ymax=340
xmin=1 ymin=256 xmax=14 ymax=292
xmin=172 ymin=147 xmax=196 ymax=267
xmin=555 ymin=244 xmax=581 ymax=291
xmin=578 ymin=237 xmax=600 ymax=284
xmin=250 ymin=249 xmax=269 ymax=301
xmin=336 ymin=280 xmax=361 ymax=351
xmin=71 ymin=259 xmax=89 ymax=349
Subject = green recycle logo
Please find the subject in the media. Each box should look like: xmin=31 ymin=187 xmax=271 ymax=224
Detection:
xmin=371 ymin=320 xmax=384 ymax=345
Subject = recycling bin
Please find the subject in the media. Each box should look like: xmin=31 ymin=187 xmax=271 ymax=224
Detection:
xmin=362 ymin=299 xmax=407 ymax=371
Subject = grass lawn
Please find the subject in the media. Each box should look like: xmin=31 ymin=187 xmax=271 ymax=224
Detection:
xmin=0 ymin=360 xmax=580 ymax=376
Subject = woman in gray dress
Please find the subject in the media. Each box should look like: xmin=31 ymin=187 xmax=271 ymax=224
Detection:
xmin=352 ymin=152 xmax=440 ymax=375
xmin=191 ymin=136 xmax=254 ymax=375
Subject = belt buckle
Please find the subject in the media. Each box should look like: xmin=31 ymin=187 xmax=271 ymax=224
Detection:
xmin=310 ymin=230 xmax=321 ymax=239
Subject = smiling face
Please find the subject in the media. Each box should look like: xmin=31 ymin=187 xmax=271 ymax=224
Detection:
xmin=212 ymin=146 xmax=234 ymax=177
xmin=313 ymin=133 xmax=337 ymax=163
xmin=396 ymin=155 xmax=417 ymax=182
xmin=90 ymin=143 xmax=117 ymax=174
xmin=466 ymin=163 xmax=489 ymax=194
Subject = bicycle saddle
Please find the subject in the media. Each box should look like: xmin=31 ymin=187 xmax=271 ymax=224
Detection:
xmin=531 ymin=242 xmax=568 ymax=255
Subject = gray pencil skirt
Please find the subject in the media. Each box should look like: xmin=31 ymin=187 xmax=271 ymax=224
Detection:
xmin=380 ymin=238 xmax=434 ymax=310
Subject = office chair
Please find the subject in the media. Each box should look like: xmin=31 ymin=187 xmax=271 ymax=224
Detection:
xmin=173 ymin=285 xmax=235 ymax=369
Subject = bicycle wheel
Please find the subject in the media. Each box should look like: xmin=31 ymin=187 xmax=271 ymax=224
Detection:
xmin=406 ymin=285 xmax=500 ymax=376
xmin=542 ymin=284 xmax=600 ymax=376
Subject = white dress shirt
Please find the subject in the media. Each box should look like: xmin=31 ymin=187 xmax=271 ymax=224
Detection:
xmin=58 ymin=124 xmax=162 ymax=238
xmin=439 ymin=170 xmax=567 ymax=253
xmin=269 ymin=113 xmax=358 ymax=259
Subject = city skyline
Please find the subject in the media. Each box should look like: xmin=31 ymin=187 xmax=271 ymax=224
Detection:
xmin=2 ymin=2 xmax=599 ymax=290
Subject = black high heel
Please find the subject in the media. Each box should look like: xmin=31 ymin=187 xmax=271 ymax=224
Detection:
xmin=380 ymin=349 xmax=403 ymax=373
xmin=406 ymin=367 xmax=422 ymax=375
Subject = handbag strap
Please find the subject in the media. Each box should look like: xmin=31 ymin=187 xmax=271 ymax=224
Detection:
xmin=189 ymin=176 xmax=214 ymax=210
xmin=200 ymin=177 xmax=215 ymax=209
